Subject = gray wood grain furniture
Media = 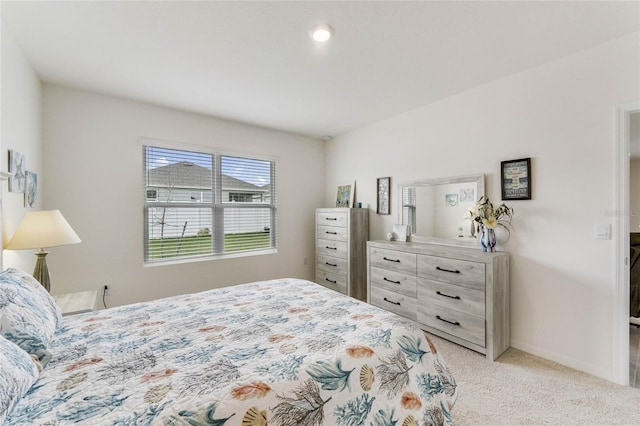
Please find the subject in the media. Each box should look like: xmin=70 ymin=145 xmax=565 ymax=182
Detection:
xmin=316 ymin=208 xmax=369 ymax=301
xmin=53 ymin=290 xmax=98 ymax=316
xmin=367 ymin=240 xmax=509 ymax=361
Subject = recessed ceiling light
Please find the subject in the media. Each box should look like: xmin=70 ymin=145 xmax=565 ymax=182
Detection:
xmin=310 ymin=24 xmax=334 ymax=42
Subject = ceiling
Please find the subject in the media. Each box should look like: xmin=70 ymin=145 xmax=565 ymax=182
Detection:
xmin=2 ymin=1 xmax=639 ymax=139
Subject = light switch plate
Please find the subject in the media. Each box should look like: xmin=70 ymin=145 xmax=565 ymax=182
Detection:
xmin=594 ymin=223 xmax=611 ymax=240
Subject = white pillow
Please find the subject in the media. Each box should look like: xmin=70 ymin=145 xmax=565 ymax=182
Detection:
xmin=0 ymin=268 xmax=61 ymax=366
xmin=0 ymin=334 xmax=41 ymax=423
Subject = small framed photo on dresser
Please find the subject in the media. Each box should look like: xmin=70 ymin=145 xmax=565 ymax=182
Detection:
xmin=501 ymin=158 xmax=531 ymax=200
xmin=377 ymin=177 xmax=390 ymax=215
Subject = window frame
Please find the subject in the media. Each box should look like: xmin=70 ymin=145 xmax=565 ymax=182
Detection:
xmin=143 ymin=142 xmax=277 ymax=266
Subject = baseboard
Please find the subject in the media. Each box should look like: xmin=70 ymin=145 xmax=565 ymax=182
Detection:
xmin=510 ymin=339 xmax=612 ymax=382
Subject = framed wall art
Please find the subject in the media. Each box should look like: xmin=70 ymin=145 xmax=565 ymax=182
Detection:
xmin=501 ymin=157 xmax=531 ymax=200
xmin=8 ymin=149 xmax=26 ymax=193
xmin=377 ymin=177 xmax=390 ymax=215
xmin=25 ymin=171 xmax=38 ymax=208
xmin=335 ymin=181 xmax=355 ymax=208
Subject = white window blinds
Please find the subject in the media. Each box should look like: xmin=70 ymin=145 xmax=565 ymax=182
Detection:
xmin=143 ymin=145 xmax=276 ymax=263
xmin=402 ymin=187 xmax=417 ymax=235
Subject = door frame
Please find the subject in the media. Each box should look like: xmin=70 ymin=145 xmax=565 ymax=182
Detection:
xmin=613 ymin=101 xmax=640 ymax=385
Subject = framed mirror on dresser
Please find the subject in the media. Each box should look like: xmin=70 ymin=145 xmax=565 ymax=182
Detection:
xmin=371 ymin=174 xmax=509 ymax=361
xmin=399 ymin=174 xmax=484 ymax=247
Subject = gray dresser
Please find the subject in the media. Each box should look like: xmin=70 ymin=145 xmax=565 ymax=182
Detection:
xmin=367 ymin=240 xmax=509 ymax=361
xmin=315 ymin=208 xmax=369 ymax=301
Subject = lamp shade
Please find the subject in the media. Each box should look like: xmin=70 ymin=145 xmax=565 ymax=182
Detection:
xmin=6 ymin=210 xmax=81 ymax=250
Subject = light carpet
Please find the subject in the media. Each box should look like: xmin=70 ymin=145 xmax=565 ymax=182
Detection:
xmin=429 ymin=335 xmax=640 ymax=425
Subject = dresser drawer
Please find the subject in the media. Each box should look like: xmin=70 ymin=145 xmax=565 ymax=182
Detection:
xmin=317 ymin=225 xmax=348 ymax=242
xmin=317 ymin=254 xmax=348 ymax=275
xmin=418 ymin=300 xmax=485 ymax=347
xmin=317 ymin=211 xmax=348 ymax=227
xmin=370 ymin=247 xmax=416 ymax=275
xmin=370 ymin=286 xmax=417 ymax=321
xmin=417 ymin=277 xmax=485 ymax=318
xmin=417 ymin=254 xmax=485 ymax=291
xmin=317 ymin=239 xmax=348 ymax=259
xmin=370 ymin=266 xmax=416 ymax=298
xmin=316 ymin=270 xmax=347 ymax=294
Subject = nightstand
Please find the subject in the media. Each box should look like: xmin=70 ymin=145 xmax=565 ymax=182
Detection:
xmin=53 ymin=290 xmax=98 ymax=316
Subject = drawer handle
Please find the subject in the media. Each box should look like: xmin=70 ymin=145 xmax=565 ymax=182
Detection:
xmin=436 ymin=315 xmax=460 ymax=326
xmin=383 ymin=257 xmax=401 ymax=263
xmin=325 ymin=278 xmax=337 ymax=284
xmin=325 ymin=262 xmax=337 ymax=267
xmin=325 ymin=231 xmax=338 ymax=235
xmin=325 ymin=217 xmax=338 ymax=221
xmin=436 ymin=266 xmax=460 ymax=274
xmin=383 ymin=277 xmax=401 ymax=285
xmin=383 ymin=297 xmax=401 ymax=306
xmin=326 ymin=246 xmax=337 ymax=250
xmin=436 ymin=291 xmax=461 ymax=300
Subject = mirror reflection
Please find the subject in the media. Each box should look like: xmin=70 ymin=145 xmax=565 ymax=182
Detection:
xmin=399 ymin=175 xmax=484 ymax=244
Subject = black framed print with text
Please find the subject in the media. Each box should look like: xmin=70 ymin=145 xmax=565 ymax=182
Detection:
xmin=501 ymin=158 xmax=531 ymax=200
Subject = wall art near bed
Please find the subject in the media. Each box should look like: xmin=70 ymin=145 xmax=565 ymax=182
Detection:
xmin=25 ymin=171 xmax=37 ymax=208
xmin=8 ymin=150 xmax=26 ymax=193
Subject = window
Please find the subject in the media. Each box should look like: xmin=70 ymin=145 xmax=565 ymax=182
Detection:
xmin=402 ymin=187 xmax=417 ymax=234
xmin=143 ymin=145 xmax=276 ymax=263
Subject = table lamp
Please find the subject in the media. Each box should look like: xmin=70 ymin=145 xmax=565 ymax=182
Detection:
xmin=5 ymin=210 xmax=81 ymax=292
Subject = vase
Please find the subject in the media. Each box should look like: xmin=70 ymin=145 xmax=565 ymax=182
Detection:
xmin=480 ymin=227 xmax=497 ymax=252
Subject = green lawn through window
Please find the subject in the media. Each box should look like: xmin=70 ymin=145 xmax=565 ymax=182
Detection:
xmin=148 ymin=232 xmax=271 ymax=259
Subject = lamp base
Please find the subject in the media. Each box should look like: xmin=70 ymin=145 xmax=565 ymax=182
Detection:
xmin=33 ymin=250 xmax=50 ymax=292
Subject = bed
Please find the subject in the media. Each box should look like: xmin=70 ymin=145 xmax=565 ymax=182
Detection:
xmin=1 ymin=270 xmax=457 ymax=425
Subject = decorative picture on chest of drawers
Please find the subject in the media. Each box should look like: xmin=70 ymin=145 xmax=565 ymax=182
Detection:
xmin=316 ymin=208 xmax=369 ymax=301
xmin=367 ymin=240 xmax=509 ymax=361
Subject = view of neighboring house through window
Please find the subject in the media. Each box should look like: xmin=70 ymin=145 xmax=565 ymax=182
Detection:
xmin=402 ymin=187 xmax=417 ymax=235
xmin=143 ymin=145 xmax=276 ymax=263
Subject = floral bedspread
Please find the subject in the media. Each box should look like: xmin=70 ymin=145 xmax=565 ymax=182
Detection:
xmin=6 ymin=278 xmax=457 ymax=425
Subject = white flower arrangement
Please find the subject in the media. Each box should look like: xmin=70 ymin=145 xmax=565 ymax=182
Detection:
xmin=467 ymin=196 xmax=514 ymax=235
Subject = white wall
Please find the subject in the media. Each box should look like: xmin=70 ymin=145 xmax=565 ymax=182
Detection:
xmin=325 ymin=33 xmax=639 ymax=381
xmin=0 ymin=25 xmax=43 ymax=272
xmin=40 ymin=85 xmax=324 ymax=308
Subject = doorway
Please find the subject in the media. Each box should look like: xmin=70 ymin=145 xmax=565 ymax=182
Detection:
xmin=629 ymin=111 xmax=640 ymax=388
xmin=614 ymin=102 xmax=640 ymax=387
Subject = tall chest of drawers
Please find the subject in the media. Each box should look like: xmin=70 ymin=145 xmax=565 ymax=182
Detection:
xmin=367 ymin=240 xmax=509 ymax=361
xmin=316 ymin=208 xmax=369 ymax=301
